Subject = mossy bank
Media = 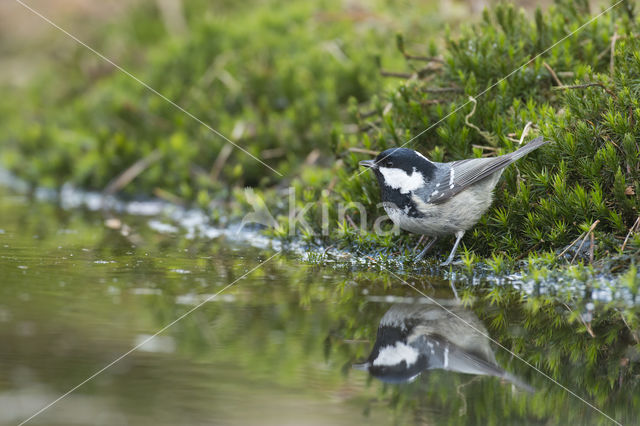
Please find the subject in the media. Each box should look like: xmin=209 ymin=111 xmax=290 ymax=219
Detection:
xmin=0 ymin=0 xmax=639 ymax=273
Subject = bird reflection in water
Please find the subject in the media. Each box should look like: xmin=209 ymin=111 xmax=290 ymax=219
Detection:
xmin=354 ymin=301 xmax=534 ymax=392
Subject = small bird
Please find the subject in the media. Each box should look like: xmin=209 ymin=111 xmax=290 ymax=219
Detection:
xmin=359 ymin=137 xmax=548 ymax=265
xmin=353 ymin=302 xmax=534 ymax=392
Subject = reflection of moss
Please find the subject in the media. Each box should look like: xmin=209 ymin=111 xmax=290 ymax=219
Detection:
xmin=337 ymin=271 xmax=640 ymax=425
xmin=0 ymin=190 xmax=638 ymax=424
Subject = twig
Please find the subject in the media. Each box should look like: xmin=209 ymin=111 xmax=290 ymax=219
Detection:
xmin=553 ymin=82 xmax=617 ymax=99
xmin=570 ymin=220 xmax=600 ymax=264
xmin=515 ymin=241 xmax=542 ymax=261
xmin=543 ymin=62 xmax=563 ymax=86
xmin=304 ymin=149 xmax=321 ymax=166
xmin=558 ymin=233 xmax=585 ymax=258
xmin=602 ymin=133 xmax=621 ymax=151
xmin=563 ymin=303 xmax=596 ymax=338
xmin=422 ymin=86 xmax=463 ymax=93
xmin=413 ymin=235 xmax=426 ymax=253
xmin=618 ymin=309 xmax=639 ymax=344
xmin=395 ymin=34 xmax=444 ymax=63
xmin=518 ymin=121 xmax=534 ymax=145
xmin=403 ymin=54 xmax=444 ymax=63
xmin=621 ymin=216 xmax=640 ymax=252
xmin=153 ymin=188 xmax=185 ymax=205
xmin=596 ymin=33 xmax=640 ymax=62
xmin=380 ymin=70 xmax=412 ymax=78
xmin=416 ymin=65 xmax=442 ymax=78
xmin=358 ymin=109 xmax=377 ymax=119
xmin=380 ymin=65 xmax=439 ymax=80
xmin=327 ymin=174 xmax=338 ymax=192
xmin=557 ymin=220 xmax=599 ymax=259
xmin=347 ymin=147 xmax=379 ymax=156
xmin=610 ymin=32 xmax=619 ymax=76
xmin=103 ymin=150 xmax=162 ymax=195
xmin=345 ymin=214 xmax=357 ymax=229
xmin=472 ymin=144 xmax=500 ymax=154
xmin=456 ymin=376 xmax=481 ymax=416
xmin=464 ymin=96 xmax=496 ymax=145
xmin=596 ymin=44 xmax=611 ymax=62
xmin=359 ymin=120 xmax=382 ymax=133
xmin=261 ymin=148 xmax=286 ymax=159
xmin=323 ymin=245 xmax=335 ymax=256
xmin=210 ymin=144 xmax=233 ymax=181
xmin=155 ymin=0 xmax=187 ymax=36
xmin=421 ymin=99 xmax=444 ymax=105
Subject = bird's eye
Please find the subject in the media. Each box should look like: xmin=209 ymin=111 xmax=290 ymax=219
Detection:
xmin=385 ymin=161 xmax=393 ymax=168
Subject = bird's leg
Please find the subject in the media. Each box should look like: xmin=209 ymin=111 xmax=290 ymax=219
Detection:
xmin=441 ymin=231 xmax=465 ymax=266
xmin=415 ymin=236 xmax=438 ymax=261
xmin=413 ymin=235 xmax=425 ymax=253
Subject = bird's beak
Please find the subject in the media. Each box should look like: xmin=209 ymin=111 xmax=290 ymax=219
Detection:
xmin=352 ymin=362 xmax=370 ymax=371
xmin=359 ymin=160 xmax=376 ymax=169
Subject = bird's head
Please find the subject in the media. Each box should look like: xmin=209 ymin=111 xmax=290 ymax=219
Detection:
xmin=359 ymin=148 xmax=436 ymax=204
xmin=352 ymin=323 xmax=428 ymax=384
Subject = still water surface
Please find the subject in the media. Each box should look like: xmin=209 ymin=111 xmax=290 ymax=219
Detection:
xmin=0 ymin=188 xmax=637 ymax=425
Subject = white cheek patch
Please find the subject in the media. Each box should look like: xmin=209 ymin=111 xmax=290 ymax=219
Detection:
xmin=373 ymin=342 xmax=419 ymax=367
xmin=379 ymin=167 xmax=425 ymax=194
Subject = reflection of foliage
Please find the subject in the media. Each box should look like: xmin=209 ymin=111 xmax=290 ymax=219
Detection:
xmin=332 ymin=268 xmax=640 ymax=425
xmin=0 ymin=191 xmax=638 ymax=424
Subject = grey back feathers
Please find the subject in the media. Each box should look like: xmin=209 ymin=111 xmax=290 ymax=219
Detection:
xmin=424 ymin=136 xmax=549 ymax=204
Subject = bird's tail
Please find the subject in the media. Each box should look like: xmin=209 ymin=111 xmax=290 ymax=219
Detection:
xmin=501 ymin=371 xmax=536 ymax=393
xmin=507 ymin=136 xmax=550 ymax=162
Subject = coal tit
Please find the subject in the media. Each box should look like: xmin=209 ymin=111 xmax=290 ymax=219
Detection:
xmin=359 ymin=137 xmax=548 ymax=265
xmin=353 ymin=302 xmax=534 ymax=391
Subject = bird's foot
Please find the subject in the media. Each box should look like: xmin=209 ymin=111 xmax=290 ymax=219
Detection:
xmin=440 ymin=258 xmax=453 ymax=267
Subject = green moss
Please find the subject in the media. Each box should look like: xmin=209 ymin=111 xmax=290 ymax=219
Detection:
xmin=2 ymin=0 xmax=429 ymax=194
xmin=1 ymin=0 xmax=639 ymax=270
xmin=277 ymin=1 xmax=640 ymax=268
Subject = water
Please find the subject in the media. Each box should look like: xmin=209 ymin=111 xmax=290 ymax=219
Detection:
xmin=0 ymin=188 xmax=638 ymax=425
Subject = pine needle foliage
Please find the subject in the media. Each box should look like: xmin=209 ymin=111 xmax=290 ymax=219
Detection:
xmin=325 ymin=0 xmax=640 ymax=263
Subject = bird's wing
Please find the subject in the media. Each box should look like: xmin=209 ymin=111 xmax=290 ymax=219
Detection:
xmin=423 ymin=137 xmax=548 ymax=204
xmin=448 ymin=344 xmax=535 ymax=392
xmin=444 ymin=342 xmax=508 ymax=377
xmin=413 ymin=335 xmax=506 ymax=376
xmin=413 ymin=334 xmax=536 ymax=392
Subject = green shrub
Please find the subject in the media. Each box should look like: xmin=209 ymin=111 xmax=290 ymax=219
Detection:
xmin=300 ymin=0 xmax=640 ymax=262
xmin=1 ymin=0 xmax=419 ymax=196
